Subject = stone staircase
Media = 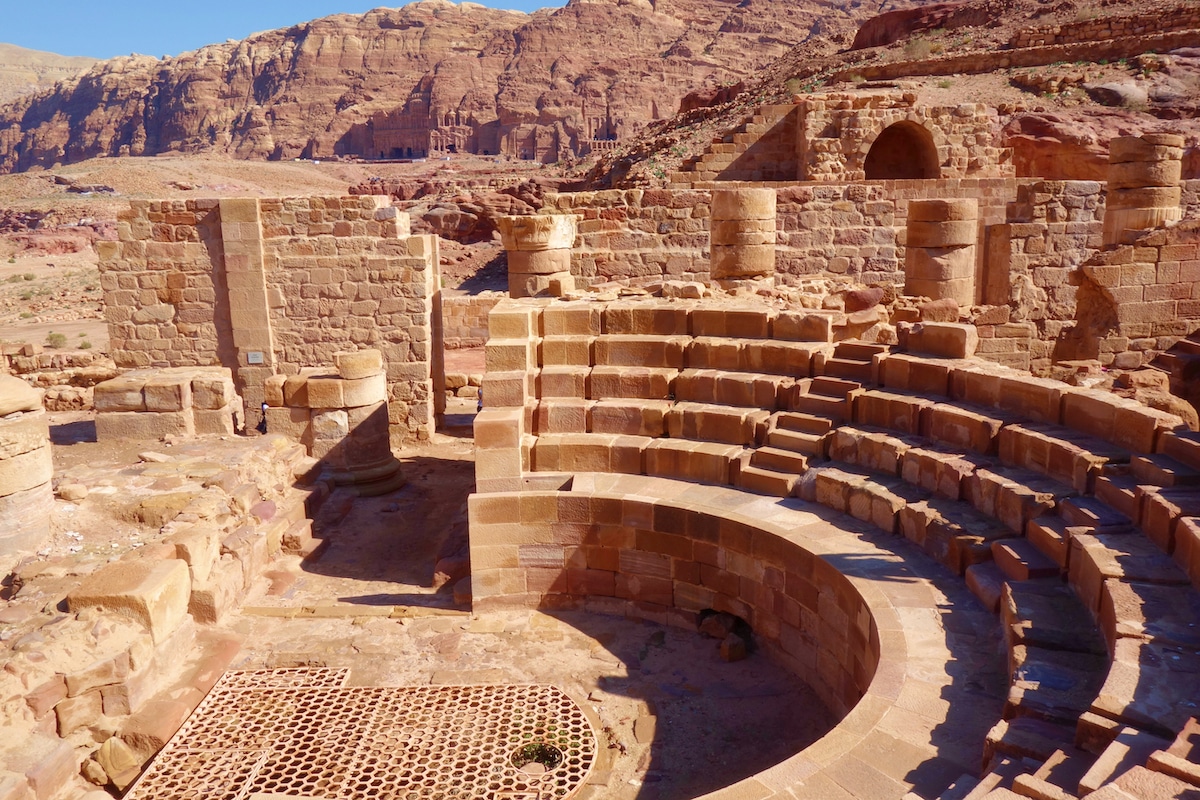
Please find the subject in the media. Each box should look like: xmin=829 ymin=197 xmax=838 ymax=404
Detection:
xmin=668 ymin=103 xmax=798 ymax=188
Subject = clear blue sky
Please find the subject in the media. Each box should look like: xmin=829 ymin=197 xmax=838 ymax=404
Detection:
xmin=4 ymin=1 xmax=562 ymax=60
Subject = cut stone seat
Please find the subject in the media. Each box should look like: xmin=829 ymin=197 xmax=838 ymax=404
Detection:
xmin=686 ymin=336 xmax=824 ymax=377
xmin=588 ymin=366 xmax=677 ymax=400
xmin=1094 ymin=472 xmax=1144 ymax=525
xmin=900 ymin=496 xmax=1013 ymax=575
xmin=900 ymin=444 xmax=992 ymax=502
xmin=1100 ymin=579 xmax=1200 ymax=651
xmin=1002 ymin=579 xmax=1108 ymax=656
xmin=1025 ymin=515 xmax=1096 ymax=570
xmin=999 ymin=423 xmax=1131 ymax=494
xmin=735 ymin=462 xmax=798 ymax=497
xmin=537 ymin=366 xmax=589 ymax=398
xmin=588 ymin=398 xmax=672 ymax=437
xmin=539 ymin=334 xmax=595 ymax=367
xmin=664 ymin=401 xmax=769 ymax=446
xmin=924 ymin=401 xmax=1010 ymax=456
xmin=1131 ymin=452 xmax=1200 ymax=489
xmin=986 ymin=716 xmax=1080 ymax=765
xmin=533 ymin=398 xmax=592 ymax=434
xmin=965 ymin=466 xmax=1070 ymax=534
xmin=1090 ymin=637 xmax=1200 ymax=740
xmin=853 ymin=388 xmax=935 ymax=436
xmin=1006 ymin=644 xmax=1108 ymax=727
xmin=749 ymin=445 xmax=811 ymax=475
xmin=644 ymin=438 xmax=746 ymax=486
xmin=1069 ymin=532 xmax=1191 ymax=615
xmin=798 ymin=463 xmax=930 ymax=535
xmin=1141 ymin=488 xmax=1200 ymax=554
xmin=791 ymin=376 xmax=863 ymax=422
xmin=531 ymin=433 xmax=650 ymax=475
xmin=992 ymin=538 xmax=1061 ymax=581
xmin=674 ymin=368 xmax=793 ymax=410
xmin=826 ymin=424 xmax=920 ymax=477
xmin=1059 ymin=495 xmax=1134 ymax=533
xmin=1159 ymin=429 xmax=1200 ymax=473
xmin=821 ymin=356 xmax=874 ymax=384
xmin=593 ymin=334 xmax=689 ymax=368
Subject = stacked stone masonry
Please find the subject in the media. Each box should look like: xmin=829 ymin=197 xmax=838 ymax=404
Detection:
xmin=1010 ymin=4 xmax=1200 ymax=48
xmin=93 ymin=367 xmax=243 ymax=441
xmin=471 ymin=294 xmax=1200 ymax=799
xmin=98 ymin=196 xmax=443 ymax=444
xmin=262 ymin=348 xmax=403 ymax=494
xmin=0 ymin=434 xmax=328 ymax=799
xmin=0 ymin=387 xmax=53 ymax=570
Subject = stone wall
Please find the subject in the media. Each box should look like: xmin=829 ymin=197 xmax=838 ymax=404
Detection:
xmin=97 ymin=196 xmax=443 ymax=444
xmin=1010 ymin=5 xmax=1200 ymax=48
xmin=795 ymin=94 xmax=1013 ymax=182
xmin=442 ymin=293 xmax=505 ymax=350
xmin=987 ymin=179 xmax=1200 ymax=373
xmin=542 ymin=178 xmax=1018 ymax=289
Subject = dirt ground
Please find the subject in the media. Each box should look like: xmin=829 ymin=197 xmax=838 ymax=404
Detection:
xmin=37 ymin=408 xmax=837 ymax=800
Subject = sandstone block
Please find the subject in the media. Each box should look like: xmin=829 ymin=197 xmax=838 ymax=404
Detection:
xmin=96 ymin=410 xmax=195 ymax=441
xmin=0 ymin=375 xmax=43 ymax=417
xmin=7 ymin=735 xmax=75 ymax=800
xmin=1107 ymin=186 xmax=1182 ymax=209
xmin=507 ymin=249 xmax=571 ymax=275
xmin=1109 ymin=136 xmax=1185 ymax=164
xmin=541 ymin=303 xmax=601 ymax=336
xmin=907 ymin=198 xmax=978 ymax=222
xmin=711 ymin=188 xmax=776 ymax=220
xmin=905 ymin=276 xmax=973 ymax=306
xmin=56 ymin=689 xmax=103 ymax=736
xmin=93 ymin=375 xmax=146 ymax=412
xmin=1108 ymin=160 xmax=1182 ymax=190
xmin=188 ymin=556 xmax=244 ymax=625
xmin=0 ymin=482 xmax=53 ymax=561
xmin=0 ymin=411 xmax=49 ymax=461
xmin=305 ymin=376 xmax=345 ymax=409
xmin=263 ymin=375 xmax=286 ymax=408
xmin=488 ymin=303 xmax=540 ymax=339
xmin=168 ymin=524 xmax=221 ymax=584
xmin=264 ymin=406 xmax=310 ymax=442
xmin=710 ymin=243 xmax=775 ymax=278
xmin=143 ymin=375 xmax=192 ymax=412
xmin=311 ymin=409 xmax=350 ymax=440
xmin=194 ymin=403 xmax=240 ymax=436
xmin=334 ymin=349 xmax=384 ymax=380
xmin=540 ymin=335 xmax=594 ymax=366
xmin=482 ymin=371 xmax=533 ymax=408
xmin=0 ymin=446 xmax=53 ymax=496
xmin=906 ymin=246 xmax=974 ymax=281
xmin=496 ymin=214 xmax=578 ymax=251
xmin=66 ymin=652 xmax=130 ymax=697
xmin=68 ymin=559 xmax=191 ymax=642
xmin=341 ymin=373 xmax=387 ymax=408
xmin=906 ymin=220 xmax=977 ymax=248
xmin=774 ymin=311 xmax=834 ymax=342
xmin=486 ymin=339 xmax=535 ymax=372
xmin=905 ymin=322 xmax=979 ymax=359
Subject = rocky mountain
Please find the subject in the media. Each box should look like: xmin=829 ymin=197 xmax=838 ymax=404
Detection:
xmin=0 ymin=0 xmax=909 ymax=174
xmin=0 ymin=44 xmax=96 ymax=107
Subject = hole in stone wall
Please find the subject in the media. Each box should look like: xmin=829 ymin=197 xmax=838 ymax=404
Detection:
xmin=864 ymin=121 xmax=941 ymax=180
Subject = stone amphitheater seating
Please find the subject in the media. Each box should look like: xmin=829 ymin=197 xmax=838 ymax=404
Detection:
xmin=472 ymin=298 xmax=1200 ymax=799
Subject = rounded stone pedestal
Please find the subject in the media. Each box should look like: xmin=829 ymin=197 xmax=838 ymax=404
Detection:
xmin=904 ymin=198 xmax=978 ymax=306
xmin=1104 ymin=133 xmax=1184 ymax=246
xmin=0 ymin=400 xmax=53 ymax=569
xmin=710 ymin=189 xmax=777 ymax=282
xmin=497 ymin=215 xmax=579 ymax=298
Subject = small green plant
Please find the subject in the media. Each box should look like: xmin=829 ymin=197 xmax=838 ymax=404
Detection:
xmin=850 ymin=73 xmax=866 ymax=85
xmin=937 ymin=79 xmax=953 ymax=89
xmin=19 ymin=292 xmax=31 ymax=301
xmin=5 ymin=275 xmax=20 ymax=284
xmin=45 ymin=332 xmax=67 ymax=349
xmin=79 ymin=340 xmax=93 ymax=350
xmin=6 ymin=257 xmax=13 ymax=264
xmin=904 ymin=38 xmax=932 ymax=60
xmin=77 ymin=332 xmax=86 ymax=337
xmin=22 ymin=273 xmax=33 ymax=281
xmin=19 ymin=312 xmax=32 ymax=319
xmin=784 ymin=77 xmax=803 ymax=95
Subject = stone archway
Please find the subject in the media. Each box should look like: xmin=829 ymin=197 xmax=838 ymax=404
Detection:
xmin=864 ymin=120 xmax=941 ymax=179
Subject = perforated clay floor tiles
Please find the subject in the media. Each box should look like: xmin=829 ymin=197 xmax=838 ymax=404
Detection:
xmin=124 ymin=668 xmax=598 ymax=800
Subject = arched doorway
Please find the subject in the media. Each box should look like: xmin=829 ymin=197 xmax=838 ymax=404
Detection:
xmin=864 ymin=121 xmax=941 ymax=180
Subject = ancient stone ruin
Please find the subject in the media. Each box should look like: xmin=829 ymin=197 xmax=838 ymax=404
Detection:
xmin=4 ymin=88 xmax=1200 ymax=800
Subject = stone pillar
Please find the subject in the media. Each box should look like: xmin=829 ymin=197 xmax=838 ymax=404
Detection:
xmin=0 ymin=376 xmax=53 ymax=570
xmin=710 ymin=188 xmax=776 ymax=283
xmin=904 ymin=198 xmax=977 ymax=306
xmin=309 ymin=349 xmax=404 ymax=496
xmin=1103 ymin=133 xmax=1184 ymax=247
xmin=497 ymin=215 xmax=578 ymax=298
xmin=218 ymin=198 xmax=275 ymax=421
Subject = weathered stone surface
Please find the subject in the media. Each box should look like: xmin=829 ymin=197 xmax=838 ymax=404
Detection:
xmin=334 ymin=349 xmax=383 ymax=381
xmin=0 ymin=375 xmax=42 ymax=417
xmin=67 ymin=559 xmax=191 ymax=642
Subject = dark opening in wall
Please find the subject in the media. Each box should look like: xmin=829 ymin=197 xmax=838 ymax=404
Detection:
xmin=864 ymin=121 xmax=941 ymax=180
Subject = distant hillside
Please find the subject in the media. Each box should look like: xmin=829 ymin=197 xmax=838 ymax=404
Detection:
xmin=0 ymin=0 xmax=932 ymax=174
xmin=0 ymin=43 xmax=96 ymax=106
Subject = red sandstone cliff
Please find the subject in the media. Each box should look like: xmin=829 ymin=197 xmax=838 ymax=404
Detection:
xmin=0 ymin=0 xmax=886 ymax=173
